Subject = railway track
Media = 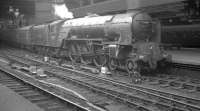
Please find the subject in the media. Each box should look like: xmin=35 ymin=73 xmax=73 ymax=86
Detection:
xmin=142 ymin=72 xmax=200 ymax=91
xmin=5 ymin=47 xmax=200 ymax=92
xmin=0 ymin=68 xmax=103 ymax=111
xmin=1 ymin=48 xmax=200 ymax=111
xmin=0 ymin=51 xmax=136 ymax=111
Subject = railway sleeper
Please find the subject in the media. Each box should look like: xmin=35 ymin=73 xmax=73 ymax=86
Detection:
xmin=181 ymin=83 xmax=196 ymax=91
xmin=24 ymin=94 xmax=48 ymax=99
xmin=45 ymin=106 xmax=67 ymax=111
xmin=28 ymin=97 xmax=51 ymax=103
xmin=154 ymin=103 xmax=183 ymax=111
xmin=196 ymin=86 xmax=200 ymax=92
xmin=91 ymin=96 xmax=111 ymax=106
xmin=0 ymin=80 xmax=19 ymax=85
xmin=167 ymin=81 xmax=199 ymax=92
xmin=10 ymin=87 xmax=32 ymax=91
xmin=6 ymin=84 xmax=29 ymax=88
xmin=19 ymin=92 xmax=42 ymax=97
xmin=0 ymin=78 xmax=15 ymax=81
xmin=38 ymin=102 xmax=63 ymax=108
xmin=189 ymin=79 xmax=200 ymax=84
xmin=34 ymin=99 xmax=58 ymax=105
xmin=16 ymin=90 xmax=38 ymax=95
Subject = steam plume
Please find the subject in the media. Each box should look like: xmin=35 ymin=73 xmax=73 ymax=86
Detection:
xmin=53 ymin=4 xmax=73 ymax=19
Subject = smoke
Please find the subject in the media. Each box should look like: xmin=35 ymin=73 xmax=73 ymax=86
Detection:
xmin=53 ymin=4 xmax=73 ymax=19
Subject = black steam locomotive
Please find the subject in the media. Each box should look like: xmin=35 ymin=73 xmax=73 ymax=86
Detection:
xmin=0 ymin=11 xmax=171 ymax=74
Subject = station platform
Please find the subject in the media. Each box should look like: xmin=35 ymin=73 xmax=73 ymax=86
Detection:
xmin=0 ymin=84 xmax=44 ymax=111
xmin=167 ymin=48 xmax=200 ymax=66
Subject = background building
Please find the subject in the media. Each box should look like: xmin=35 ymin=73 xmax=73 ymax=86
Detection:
xmin=1 ymin=0 xmax=199 ymax=25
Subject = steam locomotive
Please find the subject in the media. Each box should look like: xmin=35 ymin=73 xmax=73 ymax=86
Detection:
xmin=0 ymin=11 xmax=171 ymax=74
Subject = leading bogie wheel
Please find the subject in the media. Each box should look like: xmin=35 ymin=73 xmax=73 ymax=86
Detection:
xmin=108 ymin=58 xmax=117 ymax=71
xmin=93 ymin=54 xmax=108 ymax=67
xmin=126 ymin=59 xmax=140 ymax=75
xmin=126 ymin=59 xmax=142 ymax=82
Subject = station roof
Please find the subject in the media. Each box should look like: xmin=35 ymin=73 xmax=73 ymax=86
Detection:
xmin=0 ymin=0 xmax=194 ymax=25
